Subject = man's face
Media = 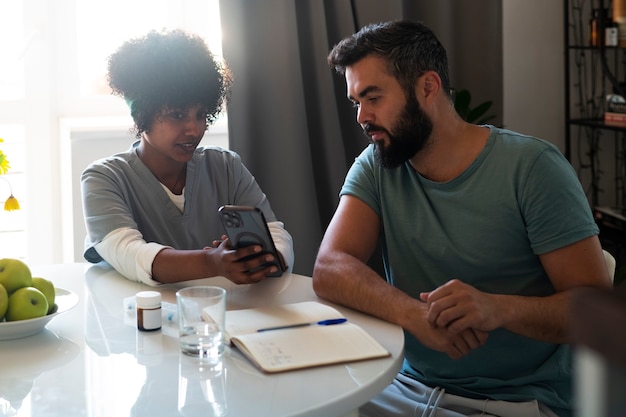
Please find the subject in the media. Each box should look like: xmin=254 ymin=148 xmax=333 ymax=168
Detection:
xmin=345 ymin=55 xmax=432 ymax=169
xmin=368 ymin=91 xmax=432 ymax=169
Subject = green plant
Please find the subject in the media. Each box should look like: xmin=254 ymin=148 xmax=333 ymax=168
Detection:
xmin=453 ymin=89 xmax=496 ymax=125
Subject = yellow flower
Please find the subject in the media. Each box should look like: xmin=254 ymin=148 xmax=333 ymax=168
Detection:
xmin=0 ymin=153 xmax=9 ymax=175
xmin=4 ymin=195 xmax=19 ymax=211
xmin=0 ymin=138 xmax=19 ymax=211
xmin=0 ymin=139 xmax=9 ymax=175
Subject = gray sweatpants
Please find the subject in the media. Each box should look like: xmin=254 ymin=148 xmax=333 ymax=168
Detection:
xmin=360 ymin=373 xmax=561 ymax=417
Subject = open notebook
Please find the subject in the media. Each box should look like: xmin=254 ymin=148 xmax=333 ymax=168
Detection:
xmin=221 ymin=301 xmax=390 ymax=373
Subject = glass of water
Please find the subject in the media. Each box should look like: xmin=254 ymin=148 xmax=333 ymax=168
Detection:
xmin=176 ymin=286 xmax=226 ymax=362
xmin=178 ymin=354 xmax=228 ymax=416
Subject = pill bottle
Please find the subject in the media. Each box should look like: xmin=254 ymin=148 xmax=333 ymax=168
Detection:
xmin=136 ymin=291 xmax=162 ymax=331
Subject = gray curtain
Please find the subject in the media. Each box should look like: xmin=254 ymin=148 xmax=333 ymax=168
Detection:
xmin=218 ymin=0 xmax=501 ymax=276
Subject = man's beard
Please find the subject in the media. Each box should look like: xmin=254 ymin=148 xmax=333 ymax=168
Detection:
xmin=365 ymin=94 xmax=433 ymax=169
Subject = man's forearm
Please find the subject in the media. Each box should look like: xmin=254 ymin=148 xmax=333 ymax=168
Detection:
xmin=493 ymin=291 xmax=571 ymax=344
xmin=313 ymin=251 xmax=422 ymax=328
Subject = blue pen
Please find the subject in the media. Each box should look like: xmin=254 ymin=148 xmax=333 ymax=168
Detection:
xmin=257 ymin=318 xmax=347 ymax=332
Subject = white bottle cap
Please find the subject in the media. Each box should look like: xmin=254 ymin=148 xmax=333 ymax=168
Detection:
xmin=136 ymin=291 xmax=162 ymax=309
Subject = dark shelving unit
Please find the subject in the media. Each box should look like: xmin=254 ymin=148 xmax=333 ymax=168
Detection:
xmin=565 ymin=0 xmax=626 ymax=271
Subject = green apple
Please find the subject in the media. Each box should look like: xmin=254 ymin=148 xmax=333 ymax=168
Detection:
xmin=31 ymin=277 xmax=55 ymax=314
xmin=5 ymin=287 xmax=48 ymax=321
xmin=0 ymin=283 xmax=8 ymax=321
xmin=0 ymin=258 xmax=32 ymax=294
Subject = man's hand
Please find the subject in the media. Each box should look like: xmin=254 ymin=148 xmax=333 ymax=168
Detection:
xmin=420 ymin=279 xmax=503 ymax=335
xmin=414 ymin=320 xmax=488 ymax=359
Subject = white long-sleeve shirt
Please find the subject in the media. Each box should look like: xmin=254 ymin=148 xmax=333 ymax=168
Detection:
xmin=96 ymin=220 xmax=294 ymax=286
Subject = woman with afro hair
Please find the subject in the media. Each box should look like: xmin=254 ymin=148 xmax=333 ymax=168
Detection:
xmin=80 ymin=29 xmax=294 ymax=285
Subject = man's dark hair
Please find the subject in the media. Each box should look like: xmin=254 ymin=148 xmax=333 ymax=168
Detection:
xmin=327 ymin=20 xmax=452 ymax=100
xmin=107 ymin=29 xmax=232 ymax=138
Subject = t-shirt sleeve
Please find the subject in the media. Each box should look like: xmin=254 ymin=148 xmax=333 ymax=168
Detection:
xmin=340 ymin=146 xmax=381 ymax=215
xmin=520 ymin=146 xmax=599 ymax=254
xmin=81 ymin=162 xmax=141 ymax=262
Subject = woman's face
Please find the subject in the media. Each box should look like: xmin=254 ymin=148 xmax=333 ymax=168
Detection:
xmin=140 ymin=104 xmax=208 ymax=166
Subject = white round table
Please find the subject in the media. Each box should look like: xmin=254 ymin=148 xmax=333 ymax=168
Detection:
xmin=0 ymin=263 xmax=404 ymax=417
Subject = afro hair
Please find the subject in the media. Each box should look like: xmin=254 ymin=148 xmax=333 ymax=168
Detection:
xmin=107 ymin=29 xmax=232 ymax=137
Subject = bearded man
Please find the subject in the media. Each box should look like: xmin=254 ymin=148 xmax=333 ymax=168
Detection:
xmin=313 ymin=20 xmax=611 ymax=417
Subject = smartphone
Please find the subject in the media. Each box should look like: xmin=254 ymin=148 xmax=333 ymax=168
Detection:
xmin=218 ymin=205 xmax=286 ymax=277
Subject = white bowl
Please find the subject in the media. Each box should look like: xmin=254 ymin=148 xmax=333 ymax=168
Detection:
xmin=0 ymin=288 xmax=79 ymax=340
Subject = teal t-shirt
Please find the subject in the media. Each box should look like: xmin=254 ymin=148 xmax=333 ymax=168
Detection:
xmin=340 ymin=126 xmax=598 ymax=416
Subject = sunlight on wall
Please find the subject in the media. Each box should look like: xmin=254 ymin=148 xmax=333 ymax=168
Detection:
xmin=76 ymin=0 xmax=223 ymax=96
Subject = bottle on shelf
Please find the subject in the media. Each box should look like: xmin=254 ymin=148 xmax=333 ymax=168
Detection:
xmin=606 ymin=18 xmax=619 ymax=46
xmin=614 ymin=0 xmax=626 ymax=46
xmin=590 ymin=8 xmax=614 ymax=46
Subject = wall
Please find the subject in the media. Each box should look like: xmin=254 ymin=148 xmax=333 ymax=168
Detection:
xmin=503 ymin=2 xmax=565 ymax=150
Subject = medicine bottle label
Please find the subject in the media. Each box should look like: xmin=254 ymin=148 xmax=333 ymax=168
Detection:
xmin=138 ymin=307 xmax=162 ymax=331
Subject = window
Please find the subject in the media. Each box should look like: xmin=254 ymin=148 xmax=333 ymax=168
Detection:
xmin=0 ymin=126 xmax=26 ymax=259
xmin=0 ymin=1 xmax=26 ymax=258
xmin=0 ymin=3 xmax=24 ymax=100
xmin=0 ymin=0 xmax=226 ymax=264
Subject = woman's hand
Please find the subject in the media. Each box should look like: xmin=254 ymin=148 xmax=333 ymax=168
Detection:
xmin=204 ymin=238 xmax=279 ymax=284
